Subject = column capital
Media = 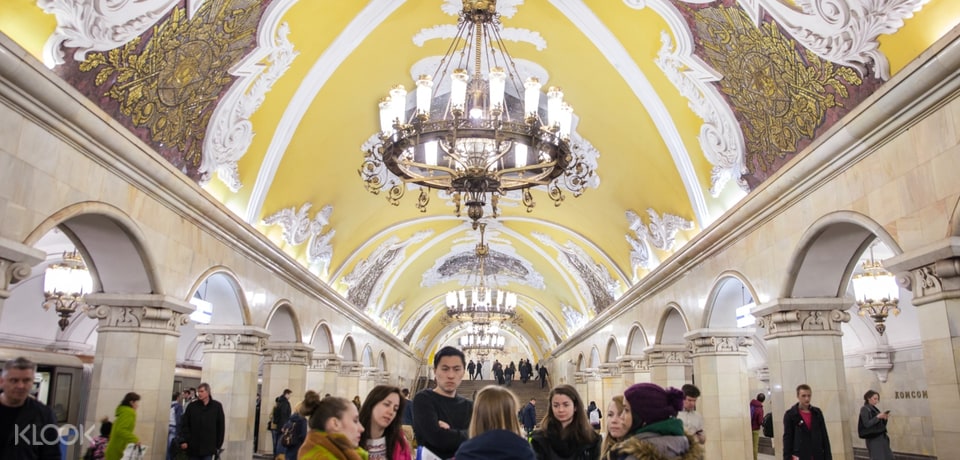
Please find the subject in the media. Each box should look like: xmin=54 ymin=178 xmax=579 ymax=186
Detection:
xmin=643 ymin=344 xmax=692 ymax=367
xmin=263 ymin=341 xmax=314 ymax=366
xmin=619 ymin=355 xmax=650 ymax=373
xmin=340 ymin=360 xmax=361 ymax=376
xmin=684 ymin=328 xmax=754 ymax=356
xmin=599 ymin=362 xmax=621 ymax=377
xmin=85 ymin=293 xmax=193 ymax=334
xmin=753 ymin=366 xmax=770 ymax=383
xmin=862 ymin=346 xmax=894 ymax=383
xmin=308 ymin=353 xmax=342 ymax=372
xmin=196 ymin=324 xmax=270 ymax=354
xmin=886 ymin=237 xmax=960 ymax=305
xmin=753 ymin=297 xmax=851 ymax=338
xmin=0 ymin=236 xmax=44 ymax=299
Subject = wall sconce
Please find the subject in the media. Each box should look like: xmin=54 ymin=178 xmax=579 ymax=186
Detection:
xmin=851 ymin=244 xmax=899 ymax=335
xmin=43 ymin=250 xmax=92 ymax=331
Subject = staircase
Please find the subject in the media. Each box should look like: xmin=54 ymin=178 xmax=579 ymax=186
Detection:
xmin=457 ymin=378 xmax=551 ymax=427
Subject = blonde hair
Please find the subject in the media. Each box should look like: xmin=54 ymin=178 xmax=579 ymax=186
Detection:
xmin=601 ymin=395 xmax=626 ymax=456
xmin=468 ymin=385 xmax=522 ymax=438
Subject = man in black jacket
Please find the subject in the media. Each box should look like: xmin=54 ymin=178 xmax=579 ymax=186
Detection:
xmin=179 ymin=383 xmax=225 ymax=460
xmin=413 ymin=346 xmax=473 ymax=459
xmin=783 ymin=384 xmax=832 ymax=460
xmin=0 ymin=357 xmax=59 ymax=460
xmin=269 ymin=389 xmax=291 ymax=457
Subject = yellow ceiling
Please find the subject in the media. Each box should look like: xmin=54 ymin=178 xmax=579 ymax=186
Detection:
xmin=2 ymin=0 xmax=958 ymax=356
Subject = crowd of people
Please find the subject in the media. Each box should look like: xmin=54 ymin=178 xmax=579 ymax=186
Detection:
xmin=0 ymin=354 xmax=897 ymax=460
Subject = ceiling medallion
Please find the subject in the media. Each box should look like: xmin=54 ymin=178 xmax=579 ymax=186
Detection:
xmin=360 ymin=0 xmax=594 ymax=228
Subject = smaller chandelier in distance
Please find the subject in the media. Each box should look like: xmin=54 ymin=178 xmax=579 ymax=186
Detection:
xmin=360 ymin=0 xmax=594 ymax=228
xmin=446 ymin=223 xmax=517 ymax=324
xmin=43 ymin=250 xmax=93 ymax=331
xmin=851 ymin=244 xmax=900 ymax=336
xmin=459 ymin=331 xmax=506 ymax=352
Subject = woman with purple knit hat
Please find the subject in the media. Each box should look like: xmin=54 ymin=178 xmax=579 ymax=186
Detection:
xmin=607 ymin=383 xmax=703 ymax=460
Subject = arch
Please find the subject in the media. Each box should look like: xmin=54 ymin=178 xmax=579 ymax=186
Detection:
xmin=185 ymin=267 xmax=251 ymax=325
xmin=575 ymin=352 xmax=585 ymax=372
xmin=948 ymin=195 xmax=960 ymax=237
xmin=625 ymin=323 xmax=649 ymax=355
xmin=265 ymin=300 xmax=301 ymax=343
xmin=702 ymin=271 xmax=757 ymax=329
xmin=783 ymin=211 xmax=901 ymax=298
xmin=655 ymin=303 xmax=690 ymax=345
xmin=309 ymin=322 xmax=335 ymax=354
xmin=376 ymin=351 xmax=388 ymax=372
xmin=360 ymin=344 xmax=374 ymax=367
xmin=588 ymin=346 xmax=601 ymax=369
xmin=340 ymin=335 xmax=358 ymax=362
xmin=604 ymin=336 xmax=620 ymax=363
xmin=25 ymin=202 xmax=159 ymax=295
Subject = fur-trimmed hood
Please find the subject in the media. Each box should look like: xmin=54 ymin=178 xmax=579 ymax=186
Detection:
xmin=609 ymin=432 xmax=703 ymax=460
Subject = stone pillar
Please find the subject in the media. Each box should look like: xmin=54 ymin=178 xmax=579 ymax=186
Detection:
xmin=685 ymin=328 xmax=754 ymax=460
xmin=0 ymin=236 xmax=44 ymax=309
xmin=258 ymin=342 xmax=312 ymax=455
xmin=196 ymin=325 xmax=270 ymax=460
xmin=887 ymin=239 xmax=960 ymax=457
xmin=644 ymin=344 xmax=691 ymax=388
xmin=358 ymin=367 xmax=379 ymax=399
xmin=600 ymin=363 xmax=623 ymax=414
xmin=306 ymin=354 xmax=342 ymax=395
xmin=754 ymin=297 xmax=852 ymax=460
xmin=619 ymin=356 xmax=651 ymax=387
xmin=584 ymin=370 xmax=603 ymax=411
xmin=83 ymin=293 xmax=192 ymax=460
xmin=338 ymin=361 xmax=361 ymax=400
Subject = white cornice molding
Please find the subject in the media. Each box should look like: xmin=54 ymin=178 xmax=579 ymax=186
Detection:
xmin=200 ymin=0 xmax=300 ymax=192
xmin=246 ymin=0 xmax=405 ymax=223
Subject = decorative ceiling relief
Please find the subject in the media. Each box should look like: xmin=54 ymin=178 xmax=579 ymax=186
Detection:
xmin=399 ymin=308 xmax=431 ymax=345
xmin=722 ymin=0 xmax=930 ymax=81
xmin=683 ymin=4 xmax=882 ymax=187
xmin=562 ymin=304 xmax=589 ymax=335
xmin=534 ymin=310 xmax=563 ymax=344
xmin=421 ymin=241 xmax=545 ymax=290
xmin=342 ymin=231 xmax=433 ymax=310
xmin=39 ymin=0 xmax=197 ymax=66
xmin=365 ymin=301 xmax=403 ymax=335
xmin=655 ymin=31 xmax=748 ymax=195
xmin=201 ymin=1 xmax=299 ymax=191
xmin=58 ymin=0 xmax=265 ymax=181
xmin=262 ymin=203 xmax=335 ymax=272
xmin=628 ymin=208 xmax=694 ymax=251
xmin=532 ymin=232 xmax=619 ymax=313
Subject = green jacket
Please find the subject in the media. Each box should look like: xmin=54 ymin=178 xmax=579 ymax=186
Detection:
xmin=104 ymin=405 xmax=139 ymax=460
xmin=299 ymin=431 xmax=369 ymax=460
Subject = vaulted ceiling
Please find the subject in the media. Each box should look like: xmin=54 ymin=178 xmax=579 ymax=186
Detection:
xmin=2 ymin=0 xmax=957 ymax=357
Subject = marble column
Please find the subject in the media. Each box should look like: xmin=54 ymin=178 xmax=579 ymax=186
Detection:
xmin=83 ymin=293 xmax=192 ymax=460
xmin=618 ymin=355 xmax=651 ymax=387
xmin=258 ymin=341 xmax=312 ymax=456
xmin=0 ymin=236 xmax=44 ymax=309
xmin=196 ymin=324 xmax=270 ymax=460
xmin=600 ymin=363 xmax=624 ymax=411
xmin=358 ymin=367 xmax=380 ymax=400
xmin=644 ymin=344 xmax=691 ymax=388
xmin=887 ymin=239 xmax=960 ymax=457
xmin=685 ymin=328 xmax=754 ymax=460
xmin=306 ymin=354 xmax=342 ymax=396
xmin=585 ymin=370 xmax=603 ymax=411
xmin=754 ymin=297 xmax=852 ymax=460
xmin=338 ymin=361 xmax=361 ymax=400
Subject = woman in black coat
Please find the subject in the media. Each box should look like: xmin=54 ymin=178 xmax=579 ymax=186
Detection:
xmin=858 ymin=390 xmax=893 ymax=460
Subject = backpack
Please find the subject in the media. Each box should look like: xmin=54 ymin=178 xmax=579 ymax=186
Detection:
xmin=588 ymin=408 xmax=601 ymax=425
xmin=280 ymin=416 xmax=299 ymax=447
xmin=762 ymin=412 xmax=773 ymax=437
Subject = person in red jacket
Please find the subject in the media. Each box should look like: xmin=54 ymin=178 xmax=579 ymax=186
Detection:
xmin=750 ymin=393 xmax=766 ymax=460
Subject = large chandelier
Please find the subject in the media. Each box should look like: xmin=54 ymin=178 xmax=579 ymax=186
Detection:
xmin=459 ymin=331 xmax=506 ymax=351
xmin=851 ymin=244 xmax=900 ymax=335
xmin=360 ymin=0 xmax=594 ymax=228
xmin=446 ymin=223 xmax=517 ymax=324
xmin=43 ymin=250 xmax=93 ymax=331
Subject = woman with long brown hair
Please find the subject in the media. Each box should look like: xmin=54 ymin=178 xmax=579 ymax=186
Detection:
xmin=531 ymin=384 xmax=601 ymax=460
xmin=454 ymin=385 xmax=535 ymax=460
xmin=358 ymin=385 xmax=411 ymax=460
xmin=299 ymin=396 xmax=366 ymax=460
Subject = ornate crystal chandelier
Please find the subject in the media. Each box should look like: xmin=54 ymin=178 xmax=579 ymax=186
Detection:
xmin=446 ymin=223 xmax=517 ymax=324
xmin=851 ymin=244 xmax=900 ymax=335
xmin=43 ymin=250 xmax=93 ymax=331
xmin=459 ymin=329 xmax=505 ymax=351
xmin=360 ymin=0 xmax=594 ymax=228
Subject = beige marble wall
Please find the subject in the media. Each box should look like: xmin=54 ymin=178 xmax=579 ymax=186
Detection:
xmin=258 ymin=342 xmax=310 ymax=456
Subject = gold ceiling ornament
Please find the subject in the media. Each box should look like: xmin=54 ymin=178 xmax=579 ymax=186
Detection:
xmin=360 ymin=0 xmax=594 ymax=228
xmin=43 ymin=251 xmax=93 ymax=331
xmin=851 ymin=243 xmax=900 ymax=336
xmin=446 ymin=223 xmax=517 ymax=325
